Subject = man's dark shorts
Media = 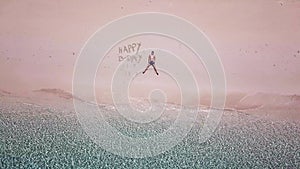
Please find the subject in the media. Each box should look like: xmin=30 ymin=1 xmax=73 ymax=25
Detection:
xmin=149 ymin=61 xmax=155 ymax=65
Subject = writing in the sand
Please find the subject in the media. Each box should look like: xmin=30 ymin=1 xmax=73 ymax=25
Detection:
xmin=118 ymin=42 xmax=142 ymax=63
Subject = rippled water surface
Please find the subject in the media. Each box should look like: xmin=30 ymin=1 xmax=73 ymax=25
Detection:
xmin=0 ymin=99 xmax=299 ymax=168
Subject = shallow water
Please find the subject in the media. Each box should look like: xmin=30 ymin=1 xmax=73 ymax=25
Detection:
xmin=0 ymin=99 xmax=299 ymax=168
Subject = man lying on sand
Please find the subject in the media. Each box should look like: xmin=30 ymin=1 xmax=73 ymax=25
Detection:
xmin=142 ymin=51 xmax=159 ymax=75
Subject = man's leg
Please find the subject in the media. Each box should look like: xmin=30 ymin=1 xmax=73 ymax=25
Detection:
xmin=143 ymin=65 xmax=151 ymax=74
xmin=152 ymin=65 xmax=159 ymax=75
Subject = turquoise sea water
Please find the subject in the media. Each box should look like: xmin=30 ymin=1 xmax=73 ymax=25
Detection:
xmin=0 ymin=100 xmax=299 ymax=168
